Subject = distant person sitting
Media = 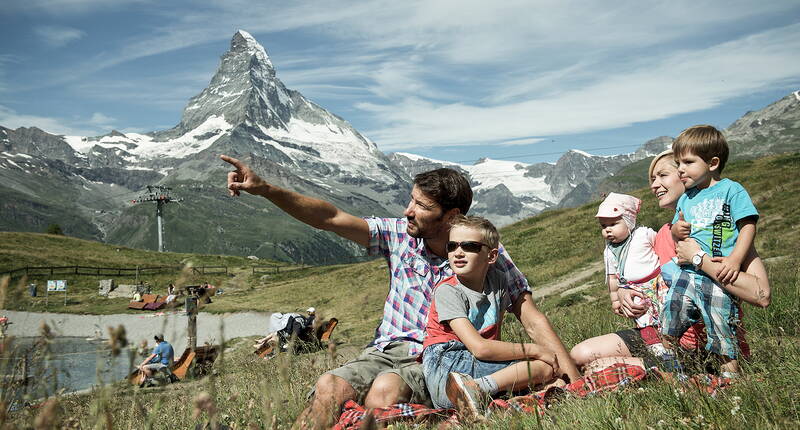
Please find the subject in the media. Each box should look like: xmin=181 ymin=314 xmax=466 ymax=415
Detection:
xmin=165 ymin=283 xmax=177 ymax=304
xmin=254 ymin=310 xmax=315 ymax=353
xmin=304 ymin=307 xmax=316 ymax=330
xmin=138 ymin=334 xmax=174 ymax=378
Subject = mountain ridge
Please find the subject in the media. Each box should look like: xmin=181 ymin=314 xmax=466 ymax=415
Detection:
xmin=1 ymin=31 xmax=798 ymax=260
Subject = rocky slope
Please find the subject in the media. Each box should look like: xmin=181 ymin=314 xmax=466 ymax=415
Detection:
xmin=0 ymin=31 xmax=408 ymax=263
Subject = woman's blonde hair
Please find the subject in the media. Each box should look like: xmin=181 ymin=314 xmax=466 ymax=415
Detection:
xmin=648 ymin=149 xmax=677 ymax=184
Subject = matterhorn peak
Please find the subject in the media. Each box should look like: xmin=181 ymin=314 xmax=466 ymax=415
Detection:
xmin=231 ymin=29 xmax=273 ymax=70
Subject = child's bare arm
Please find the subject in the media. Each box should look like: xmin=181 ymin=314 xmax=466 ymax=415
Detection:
xmin=607 ymin=275 xmax=624 ymax=317
xmin=511 ymin=292 xmax=581 ymax=381
xmin=715 ymin=217 xmax=756 ymax=284
xmin=675 ymin=230 xmax=770 ymax=307
xmin=448 ymin=317 xmax=558 ymax=372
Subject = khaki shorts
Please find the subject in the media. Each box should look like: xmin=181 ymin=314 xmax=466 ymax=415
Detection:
xmin=318 ymin=341 xmax=430 ymax=406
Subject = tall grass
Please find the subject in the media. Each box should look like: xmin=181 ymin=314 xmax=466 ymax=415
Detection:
xmin=2 ymin=153 xmax=799 ymax=428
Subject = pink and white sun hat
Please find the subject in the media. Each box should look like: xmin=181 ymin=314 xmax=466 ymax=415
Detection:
xmin=595 ymin=192 xmax=641 ymax=232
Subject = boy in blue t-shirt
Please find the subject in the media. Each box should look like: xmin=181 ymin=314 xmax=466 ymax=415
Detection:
xmin=665 ymin=125 xmax=758 ymax=376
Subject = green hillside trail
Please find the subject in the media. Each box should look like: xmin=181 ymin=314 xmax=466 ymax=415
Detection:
xmin=531 ymin=260 xmax=603 ymax=299
xmin=223 ymin=266 xmax=255 ymax=292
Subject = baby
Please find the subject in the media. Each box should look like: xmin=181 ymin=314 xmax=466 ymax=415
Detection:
xmin=597 ymin=193 xmax=666 ymax=345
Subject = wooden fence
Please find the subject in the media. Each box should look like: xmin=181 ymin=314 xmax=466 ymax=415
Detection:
xmin=0 ymin=265 xmax=228 ymax=278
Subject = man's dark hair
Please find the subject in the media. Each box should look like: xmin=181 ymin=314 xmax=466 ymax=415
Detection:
xmin=413 ymin=168 xmax=472 ymax=215
xmin=154 ymin=334 xmax=164 ymax=342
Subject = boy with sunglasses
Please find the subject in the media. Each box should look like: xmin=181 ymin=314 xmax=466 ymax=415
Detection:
xmin=422 ymin=215 xmax=560 ymax=419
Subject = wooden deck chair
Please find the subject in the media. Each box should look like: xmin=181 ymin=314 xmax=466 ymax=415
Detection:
xmin=142 ymin=294 xmax=158 ymax=304
xmin=143 ymin=301 xmax=164 ymax=311
xmin=128 ymin=368 xmax=145 ymax=386
xmin=171 ymin=348 xmax=196 ymax=380
xmin=319 ymin=318 xmax=338 ymax=343
xmin=128 ymin=301 xmax=147 ymax=310
xmin=128 ymin=348 xmax=196 ymax=385
xmin=255 ymin=343 xmax=275 ymax=359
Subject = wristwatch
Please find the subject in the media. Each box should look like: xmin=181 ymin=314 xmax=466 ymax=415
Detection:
xmin=692 ymin=250 xmax=707 ymax=270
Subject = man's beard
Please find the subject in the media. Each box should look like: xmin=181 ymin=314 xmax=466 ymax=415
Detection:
xmin=406 ymin=214 xmax=445 ymax=239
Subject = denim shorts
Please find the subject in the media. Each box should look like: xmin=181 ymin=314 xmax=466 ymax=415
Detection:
xmin=422 ymin=340 xmax=515 ymax=409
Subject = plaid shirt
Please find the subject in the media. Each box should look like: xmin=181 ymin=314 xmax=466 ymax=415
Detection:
xmin=365 ymin=217 xmax=531 ymax=356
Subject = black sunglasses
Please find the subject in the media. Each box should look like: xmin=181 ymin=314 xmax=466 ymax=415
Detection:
xmin=446 ymin=241 xmax=489 ymax=253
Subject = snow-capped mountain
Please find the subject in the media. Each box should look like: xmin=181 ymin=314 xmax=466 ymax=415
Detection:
xmin=389 ymin=135 xmax=674 ymax=226
xmin=1 ymin=29 xmax=798 ymax=260
xmin=389 ymin=153 xmax=555 ymax=226
xmin=0 ymin=30 xmax=409 ymax=262
xmin=61 ymin=31 xmax=402 ymax=189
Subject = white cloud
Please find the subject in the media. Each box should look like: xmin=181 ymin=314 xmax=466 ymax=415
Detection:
xmin=33 ymin=25 xmax=86 ymax=47
xmin=88 ymin=112 xmax=114 ymax=126
xmin=360 ymin=23 xmax=800 ymax=149
xmin=0 ymin=55 xmax=19 ymax=93
xmin=7 ymin=0 xmax=147 ymax=14
xmin=0 ymin=105 xmax=114 ymax=136
xmin=4 ymin=0 xmax=800 ymax=149
xmin=498 ymin=137 xmax=545 ymax=146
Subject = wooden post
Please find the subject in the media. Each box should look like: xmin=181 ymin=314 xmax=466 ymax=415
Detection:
xmin=22 ymin=352 xmax=29 ymax=395
xmin=189 ymin=313 xmax=197 ymax=351
xmin=186 ymin=296 xmax=198 ymax=351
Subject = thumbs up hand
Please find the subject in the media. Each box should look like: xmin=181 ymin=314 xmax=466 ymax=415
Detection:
xmin=671 ymin=210 xmax=691 ymax=241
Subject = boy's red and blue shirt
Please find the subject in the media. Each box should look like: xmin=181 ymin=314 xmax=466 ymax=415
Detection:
xmin=364 ymin=217 xmax=530 ymax=356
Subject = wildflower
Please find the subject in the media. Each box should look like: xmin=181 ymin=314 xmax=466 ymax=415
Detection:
xmin=39 ymin=322 xmax=53 ymax=339
xmin=107 ymin=324 xmax=128 ymax=357
xmin=731 ymin=395 xmax=742 ymax=416
xmin=34 ymin=398 xmax=59 ymax=429
xmin=194 ymin=391 xmax=217 ymax=420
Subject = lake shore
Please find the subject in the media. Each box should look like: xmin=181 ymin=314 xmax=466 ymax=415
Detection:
xmin=2 ymin=309 xmax=272 ymax=352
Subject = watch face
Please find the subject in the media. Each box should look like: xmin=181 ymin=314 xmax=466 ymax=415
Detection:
xmin=693 ymin=254 xmax=702 ymax=266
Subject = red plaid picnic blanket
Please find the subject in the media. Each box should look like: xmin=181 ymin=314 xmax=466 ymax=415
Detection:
xmin=488 ymin=362 xmax=648 ymax=415
xmin=332 ymin=400 xmax=452 ymax=430
xmin=332 ymin=363 xmax=732 ymax=428
xmin=333 ymin=364 xmax=645 ymax=429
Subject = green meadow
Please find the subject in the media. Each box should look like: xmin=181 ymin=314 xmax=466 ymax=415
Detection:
xmin=1 ymin=153 xmax=799 ymax=428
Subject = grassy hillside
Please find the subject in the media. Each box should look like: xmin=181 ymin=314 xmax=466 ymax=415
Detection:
xmin=0 ymin=232 xmax=304 ymax=314
xmin=3 ymin=153 xmax=800 ymax=428
xmin=103 ymin=180 xmax=371 ymax=264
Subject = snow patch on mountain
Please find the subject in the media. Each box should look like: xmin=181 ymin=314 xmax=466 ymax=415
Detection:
xmin=468 ymin=159 xmax=554 ymax=202
xmin=392 ymin=152 xmax=555 ymax=203
xmin=255 ymin=115 xmax=393 ymax=181
xmin=65 ymin=116 xmax=232 ymax=160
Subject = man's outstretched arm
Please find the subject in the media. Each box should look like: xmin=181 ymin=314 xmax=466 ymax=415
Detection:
xmin=221 ymin=154 xmax=370 ymax=247
xmin=512 ymin=292 xmax=582 ymax=382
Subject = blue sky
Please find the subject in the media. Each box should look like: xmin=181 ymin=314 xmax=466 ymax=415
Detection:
xmin=1 ymin=1 xmax=799 ymax=164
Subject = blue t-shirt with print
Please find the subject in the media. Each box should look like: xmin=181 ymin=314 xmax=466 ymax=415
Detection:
xmin=150 ymin=341 xmax=174 ymax=366
xmin=672 ymin=178 xmax=758 ymax=258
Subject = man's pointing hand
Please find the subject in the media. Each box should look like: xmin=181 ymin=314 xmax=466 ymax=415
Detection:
xmin=220 ymin=154 xmax=269 ymax=197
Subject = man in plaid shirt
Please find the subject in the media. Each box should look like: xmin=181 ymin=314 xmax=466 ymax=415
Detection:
xmin=222 ymin=154 xmax=579 ymax=429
